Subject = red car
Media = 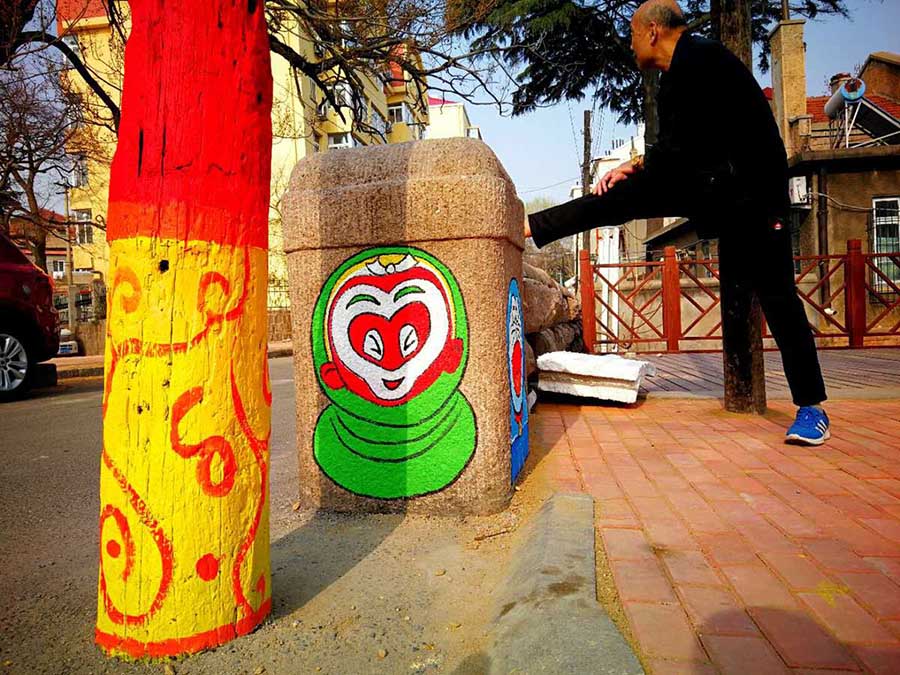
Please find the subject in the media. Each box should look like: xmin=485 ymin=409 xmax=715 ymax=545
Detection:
xmin=0 ymin=232 xmax=60 ymax=401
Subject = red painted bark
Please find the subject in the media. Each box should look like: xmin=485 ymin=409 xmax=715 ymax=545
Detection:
xmin=107 ymin=0 xmax=272 ymax=248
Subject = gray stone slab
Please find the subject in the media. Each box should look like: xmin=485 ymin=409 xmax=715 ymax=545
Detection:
xmin=488 ymin=493 xmax=644 ymax=674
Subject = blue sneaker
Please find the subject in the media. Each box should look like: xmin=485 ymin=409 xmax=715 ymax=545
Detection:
xmin=786 ymin=406 xmax=830 ymax=445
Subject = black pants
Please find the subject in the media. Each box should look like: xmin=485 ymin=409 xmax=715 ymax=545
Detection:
xmin=528 ymin=172 xmax=827 ymax=407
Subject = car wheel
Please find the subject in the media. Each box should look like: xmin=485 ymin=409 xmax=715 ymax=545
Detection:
xmin=0 ymin=330 xmax=34 ymax=402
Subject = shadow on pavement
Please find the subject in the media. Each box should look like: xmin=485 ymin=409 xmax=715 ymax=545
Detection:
xmin=268 ymin=510 xmax=403 ymax=621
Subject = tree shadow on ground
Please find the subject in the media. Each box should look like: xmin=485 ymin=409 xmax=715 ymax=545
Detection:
xmin=681 ymin=606 xmax=880 ymax=673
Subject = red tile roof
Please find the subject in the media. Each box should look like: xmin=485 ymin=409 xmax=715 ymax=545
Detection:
xmin=807 ymin=94 xmax=900 ymax=124
xmin=428 ymin=96 xmax=457 ymax=106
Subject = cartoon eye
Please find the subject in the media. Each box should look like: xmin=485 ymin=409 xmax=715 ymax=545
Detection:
xmin=399 ymin=324 xmax=419 ymax=358
xmin=363 ymin=330 xmax=384 ymax=360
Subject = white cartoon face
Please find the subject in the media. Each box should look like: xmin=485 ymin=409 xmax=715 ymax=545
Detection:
xmin=326 ymin=255 xmax=456 ymax=403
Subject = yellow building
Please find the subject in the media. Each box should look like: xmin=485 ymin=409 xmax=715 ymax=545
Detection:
xmin=57 ymin=4 xmax=431 ymax=286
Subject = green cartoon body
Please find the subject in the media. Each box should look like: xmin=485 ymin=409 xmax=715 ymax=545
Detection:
xmin=311 ymin=247 xmax=476 ymax=498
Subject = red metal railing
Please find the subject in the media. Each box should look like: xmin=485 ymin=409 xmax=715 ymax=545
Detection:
xmin=581 ymin=239 xmax=900 ymax=353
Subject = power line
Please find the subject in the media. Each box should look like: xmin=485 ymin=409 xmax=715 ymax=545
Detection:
xmin=519 ymin=176 xmax=580 ymax=194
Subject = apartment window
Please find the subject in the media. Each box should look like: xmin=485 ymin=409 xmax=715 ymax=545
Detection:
xmin=872 ymin=197 xmax=900 ymax=292
xmin=72 ymin=209 xmax=93 ymax=244
xmin=370 ymin=108 xmax=389 ymax=138
xmin=327 ymin=132 xmax=355 ymax=149
xmin=387 ymin=103 xmax=404 ymax=125
xmin=51 ymin=260 xmax=66 ymax=279
xmin=70 ymin=154 xmax=88 ymax=188
xmin=311 ymin=133 xmax=321 ymax=153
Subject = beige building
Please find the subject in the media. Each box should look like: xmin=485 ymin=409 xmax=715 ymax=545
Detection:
xmin=425 ymin=97 xmax=482 ymax=140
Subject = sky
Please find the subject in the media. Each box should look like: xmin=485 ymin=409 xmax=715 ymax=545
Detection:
xmin=465 ymin=0 xmax=900 ymax=207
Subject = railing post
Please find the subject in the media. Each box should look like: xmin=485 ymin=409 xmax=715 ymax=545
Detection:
xmin=579 ymin=249 xmax=596 ymax=354
xmin=846 ymin=239 xmax=866 ymax=348
xmin=662 ymin=246 xmax=681 ymax=352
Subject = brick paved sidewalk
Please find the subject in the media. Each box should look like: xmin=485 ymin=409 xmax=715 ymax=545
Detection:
xmin=534 ymin=398 xmax=900 ymax=675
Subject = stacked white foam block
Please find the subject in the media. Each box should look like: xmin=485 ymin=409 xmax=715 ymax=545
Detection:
xmin=536 ymin=352 xmax=656 ymax=404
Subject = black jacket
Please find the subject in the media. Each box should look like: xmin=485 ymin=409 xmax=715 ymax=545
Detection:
xmin=528 ymin=32 xmax=790 ymax=248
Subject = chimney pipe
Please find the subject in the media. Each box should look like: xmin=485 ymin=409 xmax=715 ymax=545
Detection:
xmin=782 ymin=0 xmax=790 ymax=21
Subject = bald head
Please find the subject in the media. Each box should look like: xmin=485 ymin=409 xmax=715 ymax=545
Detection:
xmin=633 ymin=0 xmax=687 ymax=30
xmin=630 ymin=0 xmax=687 ymax=71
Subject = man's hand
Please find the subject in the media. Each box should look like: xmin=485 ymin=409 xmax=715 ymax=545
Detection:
xmin=594 ymin=160 xmax=639 ymax=195
xmin=524 ymin=212 xmax=532 ymax=239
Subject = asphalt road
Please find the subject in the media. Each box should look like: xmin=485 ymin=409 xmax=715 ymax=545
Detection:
xmin=0 ymin=357 xmax=300 ymax=673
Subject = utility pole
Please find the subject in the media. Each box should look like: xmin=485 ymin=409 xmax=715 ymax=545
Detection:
xmin=63 ymin=184 xmax=76 ymax=333
xmin=581 ymin=109 xmax=592 ymax=255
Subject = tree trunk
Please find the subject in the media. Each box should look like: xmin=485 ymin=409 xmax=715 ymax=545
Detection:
xmin=96 ymin=0 xmax=273 ymax=658
xmin=711 ymin=0 xmax=764 ymax=413
xmin=27 ymin=232 xmax=47 ymax=272
xmin=642 ymin=70 xmax=660 ymax=146
xmin=711 ymin=0 xmax=753 ymax=68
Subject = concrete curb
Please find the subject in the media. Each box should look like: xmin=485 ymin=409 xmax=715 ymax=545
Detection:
xmin=55 ymin=345 xmax=296 ymax=380
xmin=487 ymin=493 xmax=644 ymax=674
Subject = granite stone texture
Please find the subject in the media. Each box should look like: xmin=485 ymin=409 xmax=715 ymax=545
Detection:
xmin=282 ymin=139 xmax=525 ymax=515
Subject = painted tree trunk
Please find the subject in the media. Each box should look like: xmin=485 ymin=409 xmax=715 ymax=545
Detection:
xmin=96 ymin=0 xmax=273 ymax=658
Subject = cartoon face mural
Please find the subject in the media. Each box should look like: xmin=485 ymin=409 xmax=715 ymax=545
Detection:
xmin=508 ymin=278 xmax=529 ymax=482
xmin=312 ymin=247 xmax=476 ymax=499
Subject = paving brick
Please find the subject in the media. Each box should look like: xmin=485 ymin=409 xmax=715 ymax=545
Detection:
xmin=597 ymin=498 xmax=640 ymax=529
xmin=865 ymin=557 xmax=900 ymax=584
xmin=610 ymin=558 xmax=677 ymax=603
xmin=602 ymin=527 xmax=655 ymax=561
xmin=625 ymin=602 xmax=703 ymax=661
xmin=868 ymin=479 xmax=900 ymax=499
xmin=837 ymin=459 xmax=890 ymax=480
xmin=804 ymin=538 xmax=874 ymax=573
xmin=721 ymin=565 xmax=798 ymax=609
xmin=749 ymin=606 xmax=857 ymax=669
xmin=760 ymin=552 xmax=833 ymax=591
xmin=630 ymin=496 xmax=677 ymax=522
xmin=653 ymin=474 xmax=693 ymax=494
xmin=714 ymin=500 xmax=768 ymax=526
xmin=693 ymin=480 xmax=742 ymax=502
xmin=584 ymin=476 xmax=625 ymax=500
xmin=799 ymin=591 xmax=897 ymax=645
xmin=645 ymin=518 xmax=700 ymax=552
xmin=824 ymin=494 xmax=886 ymax=520
xmin=661 ymin=550 xmax=723 ymax=587
xmin=835 ymin=571 xmax=900 ymax=620
xmin=851 ymin=644 xmax=900 ymax=675
xmin=828 ymin=521 xmax=900 ymax=557
xmin=697 ymin=533 xmax=758 ymax=566
xmin=676 ymin=585 xmax=759 ymax=636
xmin=700 ymin=634 xmax=790 ymax=675
xmin=861 ymin=518 xmax=900 ymax=546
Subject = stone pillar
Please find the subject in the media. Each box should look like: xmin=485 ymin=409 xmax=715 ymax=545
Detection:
xmin=283 ymin=139 xmax=527 ymax=515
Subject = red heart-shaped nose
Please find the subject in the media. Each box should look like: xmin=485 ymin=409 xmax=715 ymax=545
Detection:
xmin=348 ymin=303 xmax=432 ymax=370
